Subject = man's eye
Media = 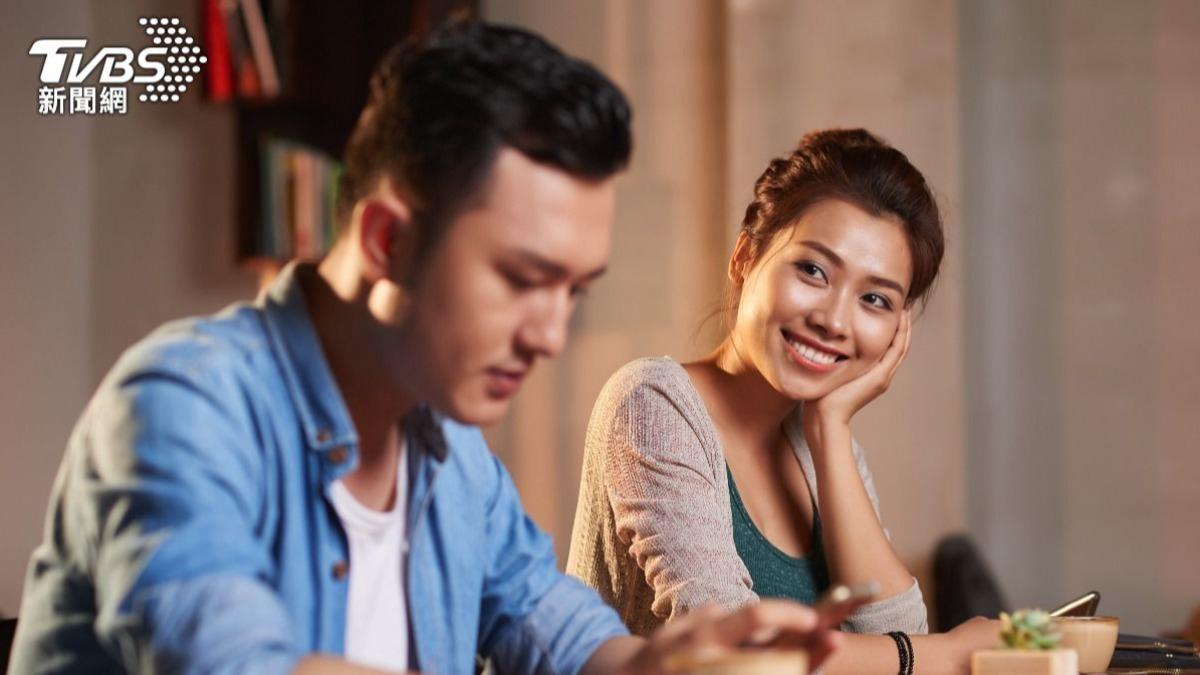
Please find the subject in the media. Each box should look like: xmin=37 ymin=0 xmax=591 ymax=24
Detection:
xmin=505 ymin=272 xmax=536 ymax=290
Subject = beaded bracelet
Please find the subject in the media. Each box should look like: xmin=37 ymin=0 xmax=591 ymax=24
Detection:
xmin=887 ymin=630 xmax=914 ymax=675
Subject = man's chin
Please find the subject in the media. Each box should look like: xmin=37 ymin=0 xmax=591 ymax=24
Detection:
xmin=440 ymin=395 xmax=513 ymax=428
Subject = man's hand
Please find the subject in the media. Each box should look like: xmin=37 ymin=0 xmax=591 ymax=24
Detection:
xmin=292 ymin=655 xmax=412 ymax=674
xmin=586 ymin=600 xmax=841 ymax=675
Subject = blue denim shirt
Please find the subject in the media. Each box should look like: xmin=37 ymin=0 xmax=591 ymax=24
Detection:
xmin=10 ymin=263 xmax=627 ymax=674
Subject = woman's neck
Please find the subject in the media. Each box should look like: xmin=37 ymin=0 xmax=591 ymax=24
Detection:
xmin=688 ymin=338 xmax=797 ymax=451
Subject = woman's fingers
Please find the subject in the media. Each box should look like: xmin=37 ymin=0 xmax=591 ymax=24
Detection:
xmin=883 ymin=309 xmax=907 ymax=384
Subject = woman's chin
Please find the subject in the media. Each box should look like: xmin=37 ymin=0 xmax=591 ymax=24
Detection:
xmin=777 ymin=364 xmax=862 ymax=401
xmin=773 ymin=374 xmax=836 ymax=403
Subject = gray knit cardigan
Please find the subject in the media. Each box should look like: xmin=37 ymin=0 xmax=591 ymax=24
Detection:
xmin=566 ymin=357 xmax=929 ymax=637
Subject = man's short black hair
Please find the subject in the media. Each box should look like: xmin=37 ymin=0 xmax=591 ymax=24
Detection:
xmin=338 ymin=20 xmax=633 ymax=252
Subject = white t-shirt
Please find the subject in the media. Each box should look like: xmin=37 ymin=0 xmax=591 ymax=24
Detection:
xmin=328 ymin=429 xmax=409 ymax=672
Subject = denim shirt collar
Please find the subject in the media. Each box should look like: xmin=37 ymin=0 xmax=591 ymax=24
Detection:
xmin=258 ymin=261 xmax=358 ymax=454
xmin=257 ymin=261 xmax=449 ymax=464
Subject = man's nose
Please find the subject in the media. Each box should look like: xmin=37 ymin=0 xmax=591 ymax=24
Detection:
xmin=518 ymin=289 xmax=571 ymax=358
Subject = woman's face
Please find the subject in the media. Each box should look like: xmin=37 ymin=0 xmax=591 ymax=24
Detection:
xmin=730 ymin=198 xmax=914 ymax=401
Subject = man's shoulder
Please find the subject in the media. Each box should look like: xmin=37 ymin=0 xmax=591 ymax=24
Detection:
xmin=106 ymin=301 xmax=271 ymax=393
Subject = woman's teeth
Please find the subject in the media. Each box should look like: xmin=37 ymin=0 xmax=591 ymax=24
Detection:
xmin=786 ymin=335 xmax=840 ymax=365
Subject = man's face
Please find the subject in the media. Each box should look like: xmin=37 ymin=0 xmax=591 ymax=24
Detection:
xmin=392 ymin=148 xmax=615 ymax=425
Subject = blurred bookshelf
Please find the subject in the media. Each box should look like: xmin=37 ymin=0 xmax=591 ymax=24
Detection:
xmin=201 ymin=0 xmax=476 ymax=273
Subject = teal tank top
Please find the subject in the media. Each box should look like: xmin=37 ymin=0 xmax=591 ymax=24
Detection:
xmin=727 ymin=466 xmax=830 ymax=604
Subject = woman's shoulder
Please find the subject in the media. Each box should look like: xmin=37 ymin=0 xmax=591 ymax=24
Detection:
xmin=604 ymin=356 xmax=689 ymax=391
xmin=594 ymin=356 xmax=707 ymax=429
xmin=591 ymin=356 xmax=722 ymax=474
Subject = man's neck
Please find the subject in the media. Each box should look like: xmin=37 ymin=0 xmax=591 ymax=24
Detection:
xmin=342 ymin=422 xmax=405 ymax=511
xmin=302 ymin=256 xmax=416 ymax=504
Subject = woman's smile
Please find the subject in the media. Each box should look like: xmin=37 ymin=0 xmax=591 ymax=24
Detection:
xmin=781 ymin=327 xmax=847 ymax=374
xmin=728 ymin=198 xmax=913 ymax=401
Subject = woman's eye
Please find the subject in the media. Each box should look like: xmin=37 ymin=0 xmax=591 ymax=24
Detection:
xmin=796 ymin=262 xmax=826 ymax=281
xmin=863 ymin=293 xmax=893 ymax=310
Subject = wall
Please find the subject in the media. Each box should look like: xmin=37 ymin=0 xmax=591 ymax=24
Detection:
xmin=0 ymin=1 xmax=250 ymax=615
xmin=964 ymin=0 xmax=1200 ymax=633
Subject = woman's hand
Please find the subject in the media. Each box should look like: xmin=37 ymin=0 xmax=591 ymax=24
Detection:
xmin=934 ymin=617 xmax=1003 ymax=675
xmin=803 ymin=310 xmax=912 ymax=436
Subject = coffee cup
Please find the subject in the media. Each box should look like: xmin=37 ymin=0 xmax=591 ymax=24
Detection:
xmin=1053 ymin=616 xmax=1119 ymax=672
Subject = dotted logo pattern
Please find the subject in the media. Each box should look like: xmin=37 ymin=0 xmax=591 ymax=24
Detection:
xmin=137 ymin=17 xmax=208 ymax=103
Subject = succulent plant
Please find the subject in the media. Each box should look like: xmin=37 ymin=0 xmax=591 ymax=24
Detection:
xmin=999 ymin=610 xmax=1062 ymax=651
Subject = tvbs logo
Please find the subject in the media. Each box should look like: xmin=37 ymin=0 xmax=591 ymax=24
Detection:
xmin=30 ymin=17 xmax=207 ymax=115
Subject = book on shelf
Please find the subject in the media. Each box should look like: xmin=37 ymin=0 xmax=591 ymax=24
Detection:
xmin=203 ymin=0 xmax=286 ymax=101
xmin=259 ymin=137 xmax=342 ymax=261
xmin=239 ymin=0 xmax=281 ymax=97
xmin=202 ymin=0 xmax=234 ymax=100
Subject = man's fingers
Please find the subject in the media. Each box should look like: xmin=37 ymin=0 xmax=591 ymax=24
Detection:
xmin=716 ymin=600 xmax=820 ymax=647
xmin=653 ymin=603 xmax=722 ymax=648
xmin=650 ymin=602 xmax=838 ymax=674
xmin=807 ymin=628 xmax=842 ymax=668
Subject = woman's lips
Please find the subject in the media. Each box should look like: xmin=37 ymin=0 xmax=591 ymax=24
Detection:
xmin=781 ymin=329 xmax=845 ymax=374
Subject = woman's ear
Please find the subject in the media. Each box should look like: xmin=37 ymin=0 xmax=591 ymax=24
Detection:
xmin=728 ymin=231 xmax=755 ymax=287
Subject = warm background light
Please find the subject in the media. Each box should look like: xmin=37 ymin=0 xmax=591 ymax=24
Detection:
xmin=1 ymin=0 xmax=1196 ymax=638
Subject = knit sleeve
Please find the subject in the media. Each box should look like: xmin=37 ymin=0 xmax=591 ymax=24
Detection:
xmin=840 ymin=439 xmax=930 ymax=635
xmin=598 ymin=360 xmax=756 ymax=622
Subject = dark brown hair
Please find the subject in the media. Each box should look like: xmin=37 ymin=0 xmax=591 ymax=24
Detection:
xmin=736 ymin=128 xmax=944 ymax=308
xmin=338 ymin=20 xmax=632 ymax=256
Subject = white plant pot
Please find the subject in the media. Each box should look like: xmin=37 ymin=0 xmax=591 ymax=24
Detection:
xmin=971 ymin=648 xmax=1079 ymax=675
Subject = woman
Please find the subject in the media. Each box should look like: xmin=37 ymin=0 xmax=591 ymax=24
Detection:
xmin=567 ymin=129 xmax=998 ymax=674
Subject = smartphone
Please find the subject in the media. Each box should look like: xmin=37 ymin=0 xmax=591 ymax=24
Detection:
xmin=814 ymin=581 xmax=881 ymax=629
xmin=1049 ymin=590 xmax=1101 ymax=618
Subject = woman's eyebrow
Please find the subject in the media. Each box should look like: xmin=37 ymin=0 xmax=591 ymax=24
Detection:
xmin=867 ymin=275 xmax=906 ymax=296
xmin=799 ymin=240 xmax=844 ymax=266
xmin=799 ymin=240 xmax=905 ymax=295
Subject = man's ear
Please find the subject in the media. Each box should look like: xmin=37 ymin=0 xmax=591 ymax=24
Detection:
xmin=728 ymin=231 xmax=755 ymax=287
xmin=355 ymin=192 xmax=415 ymax=285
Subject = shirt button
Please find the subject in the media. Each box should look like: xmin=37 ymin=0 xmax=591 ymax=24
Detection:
xmin=332 ymin=560 xmax=349 ymax=580
xmin=316 ymin=429 xmax=332 ymax=443
xmin=328 ymin=447 xmax=348 ymax=464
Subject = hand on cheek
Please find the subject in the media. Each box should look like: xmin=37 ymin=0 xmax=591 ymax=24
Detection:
xmin=804 ymin=309 xmax=911 ymax=430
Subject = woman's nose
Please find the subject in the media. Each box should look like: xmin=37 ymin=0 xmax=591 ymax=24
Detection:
xmin=807 ymin=291 xmax=850 ymax=339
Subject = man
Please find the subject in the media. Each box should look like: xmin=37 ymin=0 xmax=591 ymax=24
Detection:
xmin=10 ymin=21 xmax=837 ymax=674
